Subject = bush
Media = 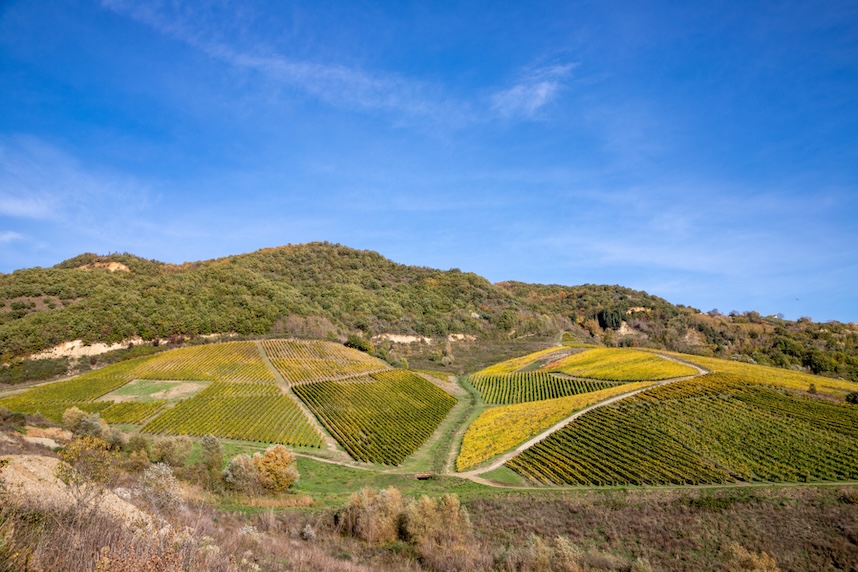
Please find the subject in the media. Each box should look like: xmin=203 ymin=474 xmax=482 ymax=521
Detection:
xmin=151 ymin=435 xmax=192 ymax=466
xmin=846 ymin=391 xmax=858 ymax=404
xmin=125 ymin=449 xmax=151 ymax=473
xmin=0 ymin=357 xmax=69 ymax=385
xmin=337 ymin=486 xmax=403 ymax=544
xmin=76 ymin=413 xmax=109 ymax=439
xmin=344 ymin=334 xmax=374 ymax=354
xmin=55 ymin=436 xmax=119 ymax=511
xmin=721 ymin=542 xmax=780 ymax=572
xmin=253 ymin=445 xmax=299 ymax=493
xmin=402 ymin=494 xmax=472 ymax=547
xmin=200 ymin=435 xmax=223 ymax=472
xmin=62 ymin=407 xmax=85 ymax=430
xmin=223 ymin=454 xmax=261 ymax=494
xmin=138 ymin=462 xmax=181 ymax=515
xmin=125 ymin=433 xmax=151 ymax=455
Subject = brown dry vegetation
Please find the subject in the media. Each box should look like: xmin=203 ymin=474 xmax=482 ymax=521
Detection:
xmin=468 ymin=487 xmax=858 ymax=572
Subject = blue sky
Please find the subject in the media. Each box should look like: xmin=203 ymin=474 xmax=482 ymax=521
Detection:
xmin=1 ymin=1 xmax=857 ymax=322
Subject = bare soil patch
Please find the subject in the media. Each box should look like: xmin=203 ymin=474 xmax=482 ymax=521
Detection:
xmin=105 ymin=379 xmax=208 ymax=402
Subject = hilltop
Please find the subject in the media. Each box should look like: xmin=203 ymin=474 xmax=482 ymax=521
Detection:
xmin=1 ymin=242 xmax=856 ymax=381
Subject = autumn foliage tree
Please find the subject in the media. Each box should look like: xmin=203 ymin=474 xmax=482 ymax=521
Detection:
xmin=253 ymin=445 xmax=299 ymax=493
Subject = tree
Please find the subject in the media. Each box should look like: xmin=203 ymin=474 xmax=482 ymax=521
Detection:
xmin=253 ymin=445 xmax=299 ymax=493
xmin=597 ymin=308 xmax=623 ymax=330
xmin=223 ymin=454 xmax=261 ymax=494
xmin=200 ymin=434 xmax=224 ymax=489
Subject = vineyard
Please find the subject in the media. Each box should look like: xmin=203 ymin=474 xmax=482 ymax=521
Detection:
xmin=262 ymin=339 xmax=389 ymax=384
xmin=506 ymin=373 xmax=858 ymax=485
xmin=0 ymin=400 xmax=114 ymax=423
xmin=472 ymin=347 xmax=574 ymax=377
xmin=0 ymin=366 xmax=141 ymax=413
xmin=652 ymin=350 xmax=858 ymax=397
xmin=129 ymin=342 xmax=276 ymax=383
xmin=456 ymin=382 xmax=654 ymax=471
xmin=293 ymin=370 xmax=456 ymax=464
xmin=539 ymin=348 xmax=697 ymax=381
xmin=143 ymin=387 xmax=323 ymax=447
xmin=470 ymin=372 xmax=617 ymax=404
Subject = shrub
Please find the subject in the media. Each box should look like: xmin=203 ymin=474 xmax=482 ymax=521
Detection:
xmin=200 ymin=435 xmax=224 ymax=472
xmin=223 ymin=454 xmax=261 ymax=494
xmin=55 ymin=436 xmax=118 ymax=511
xmin=721 ymin=542 xmax=780 ymax=572
xmin=344 ymin=334 xmax=374 ymax=354
xmin=125 ymin=449 xmax=151 ymax=473
xmin=151 ymin=435 xmax=192 ymax=466
xmin=253 ymin=445 xmax=299 ymax=493
xmin=138 ymin=462 xmax=181 ymax=515
xmin=104 ymin=428 xmax=126 ymax=451
xmin=62 ymin=406 xmax=85 ymax=430
xmin=125 ymin=433 xmax=151 ymax=455
xmin=402 ymin=494 xmax=472 ymax=547
xmin=337 ymin=486 xmax=403 ymax=544
xmin=846 ymin=391 xmax=858 ymax=404
xmin=76 ymin=413 xmax=108 ymax=439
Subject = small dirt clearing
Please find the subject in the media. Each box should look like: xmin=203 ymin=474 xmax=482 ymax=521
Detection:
xmin=104 ymin=378 xmax=208 ymax=403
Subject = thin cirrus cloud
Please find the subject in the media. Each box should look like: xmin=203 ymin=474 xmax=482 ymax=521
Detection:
xmin=0 ymin=231 xmax=23 ymax=244
xmin=0 ymin=136 xmax=153 ymax=227
xmin=490 ymin=64 xmax=577 ymax=118
xmin=100 ymin=1 xmax=573 ymax=125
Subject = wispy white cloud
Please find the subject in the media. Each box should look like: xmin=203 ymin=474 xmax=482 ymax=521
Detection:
xmin=491 ymin=64 xmax=576 ymax=118
xmin=100 ymin=1 xmax=575 ymax=125
xmin=0 ymin=231 xmax=23 ymax=243
xmin=100 ymin=0 xmax=469 ymax=123
xmin=0 ymin=135 xmax=154 ymax=228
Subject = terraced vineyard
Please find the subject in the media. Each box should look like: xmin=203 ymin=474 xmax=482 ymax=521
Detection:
xmin=143 ymin=382 xmax=323 ymax=447
xmin=471 ymin=372 xmax=617 ymax=404
xmin=263 ymin=339 xmax=389 ymax=384
xmin=540 ymin=348 xmax=697 ymax=381
xmin=457 ymin=382 xmax=654 ymax=471
xmin=293 ymin=370 xmax=456 ymax=464
xmin=506 ymin=373 xmax=858 ymax=485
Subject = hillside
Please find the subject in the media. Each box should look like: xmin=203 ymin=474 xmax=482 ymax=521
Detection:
xmin=2 ymin=339 xmax=857 ymax=572
xmin=1 ymin=243 xmax=857 ymax=382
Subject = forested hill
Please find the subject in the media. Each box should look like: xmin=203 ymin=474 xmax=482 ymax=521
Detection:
xmin=1 ymin=242 xmax=856 ymax=380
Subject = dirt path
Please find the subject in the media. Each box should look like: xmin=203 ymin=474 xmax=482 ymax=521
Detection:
xmin=442 ymin=377 xmax=482 ymax=473
xmin=256 ymin=341 xmax=341 ymax=453
xmin=456 ymin=353 xmax=710 ymax=481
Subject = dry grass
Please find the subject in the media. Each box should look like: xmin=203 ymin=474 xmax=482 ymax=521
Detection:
xmin=467 ymin=487 xmax=858 ymax=572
